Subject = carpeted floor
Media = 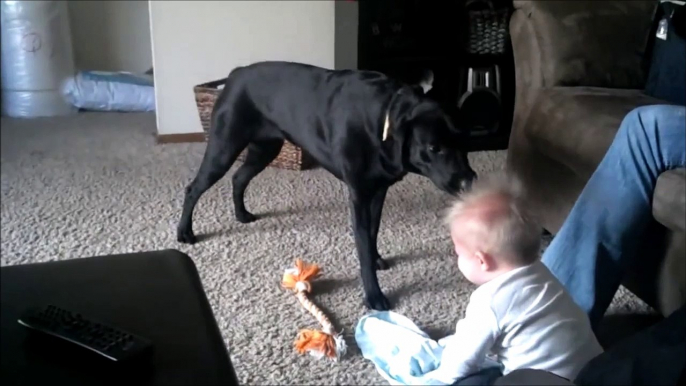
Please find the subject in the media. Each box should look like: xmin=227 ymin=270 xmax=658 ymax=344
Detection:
xmin=1 ymin=112 xmax=653 ymax=384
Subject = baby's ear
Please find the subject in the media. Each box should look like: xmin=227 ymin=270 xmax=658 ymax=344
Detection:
xmin=475 ymin=251 xmax=495 ymax=271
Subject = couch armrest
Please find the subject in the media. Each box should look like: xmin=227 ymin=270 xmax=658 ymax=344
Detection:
xmin=510 ymin=0 xmax=657 ymax=90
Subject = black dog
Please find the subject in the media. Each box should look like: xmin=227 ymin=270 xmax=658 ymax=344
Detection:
xmin=177 ymin=61 xmax=476 ymax=310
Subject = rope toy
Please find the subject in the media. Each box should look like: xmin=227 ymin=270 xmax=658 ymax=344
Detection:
xmin=281 ymin=259 xmax=347 ymax=361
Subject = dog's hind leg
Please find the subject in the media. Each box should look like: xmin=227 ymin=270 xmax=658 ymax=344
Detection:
xmin=232 ymin=139 xmax=284 ymax=223
xmin=177 ymin=110 xmax=250 ymax=244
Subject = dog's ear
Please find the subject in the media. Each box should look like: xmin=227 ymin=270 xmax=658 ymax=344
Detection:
xmin=418 ymin=69 xmax=434 ymax=94
xmin=409 ymin=70 xmax=433 ymax=95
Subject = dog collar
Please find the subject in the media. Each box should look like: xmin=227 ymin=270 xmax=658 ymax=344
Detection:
xmin=382 ymin=112 xmax=391 ymax=141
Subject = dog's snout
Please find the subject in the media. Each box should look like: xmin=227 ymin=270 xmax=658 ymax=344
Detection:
xmin=459 ymin=171 xmax=477 ymax=191
xmin=445 ymin=171 xmax=476 ymax=195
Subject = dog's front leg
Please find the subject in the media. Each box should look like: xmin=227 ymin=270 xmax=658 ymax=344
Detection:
xmin=370 ymin=187 xmax=390 ymax=270
xmin=349 ymin=190 xmax=391 ymax=311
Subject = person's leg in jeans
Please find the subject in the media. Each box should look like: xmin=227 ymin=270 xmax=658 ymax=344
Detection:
xmin=541 ymin=104 xmax=686 ymax=329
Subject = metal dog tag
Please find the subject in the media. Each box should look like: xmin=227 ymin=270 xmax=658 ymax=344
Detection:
xmin=656 ymin=18 xmax=669 ymax=40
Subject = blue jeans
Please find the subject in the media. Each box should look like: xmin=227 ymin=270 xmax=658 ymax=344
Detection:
xmin=542 ymin=104 xmax=686 ymax=329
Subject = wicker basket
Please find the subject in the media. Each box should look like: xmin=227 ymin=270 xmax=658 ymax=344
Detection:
xmin=193 ymin=79 xmax=315 ymax=171
xmin=465 ymin=3 xmax=511 ymax=56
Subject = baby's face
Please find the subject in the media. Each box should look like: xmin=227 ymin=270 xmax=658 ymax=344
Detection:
xmin=450 ymin=220 xmax=490 ymax=286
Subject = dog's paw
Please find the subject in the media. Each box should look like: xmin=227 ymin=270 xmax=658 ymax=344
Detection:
xmin=177 ymin=229 xmax=198 ymax=244
xmin=236 ymin=211 xmax=258 ymax=224
xmin=375 ymin=257 xmax=390 ymax=271
xmin=365 ymin=291 xmax=391 ymax=311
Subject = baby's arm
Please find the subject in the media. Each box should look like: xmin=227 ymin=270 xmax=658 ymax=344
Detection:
xmin=428 ymin=300 xmax=499 ymax=384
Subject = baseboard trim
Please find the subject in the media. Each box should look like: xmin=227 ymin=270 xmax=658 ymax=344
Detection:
xmin=156 ymin=132 xmax=207 ymax=144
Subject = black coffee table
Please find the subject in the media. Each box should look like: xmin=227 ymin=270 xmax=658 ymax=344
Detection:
xmin=0 ymin=249 xmax=239 ymax=385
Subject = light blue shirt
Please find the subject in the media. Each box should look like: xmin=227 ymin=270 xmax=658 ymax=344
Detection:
xmin=355 ymin=261 xmax=603 ymax=385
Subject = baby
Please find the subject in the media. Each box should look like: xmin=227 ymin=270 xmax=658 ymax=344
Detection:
xmin=430 ymin=174 xmax=603 ymax=384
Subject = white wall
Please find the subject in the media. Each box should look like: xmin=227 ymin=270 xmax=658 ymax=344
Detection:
xmin=150 ymin=1 xmax=335 ymax=135
xmin=68 ymin=1 xmax=152 ymax=73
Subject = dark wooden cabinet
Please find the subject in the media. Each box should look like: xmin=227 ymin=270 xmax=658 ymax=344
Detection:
xmin=357 ymin=0 xmax=514 ymax=151
xmin=358 ymin=1 xmax=459 ymax=65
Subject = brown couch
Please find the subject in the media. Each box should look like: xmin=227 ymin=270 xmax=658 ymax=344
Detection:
xmin=507 ymin=0 xmax=686 ymax=316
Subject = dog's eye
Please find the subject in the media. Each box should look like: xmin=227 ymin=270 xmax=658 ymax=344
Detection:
xmin=428 ymin=145 xmax=440 ymax=153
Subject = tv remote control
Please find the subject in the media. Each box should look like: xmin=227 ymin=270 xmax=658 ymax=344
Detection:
xmin=18 ymin=305 xmax=153 ymax=362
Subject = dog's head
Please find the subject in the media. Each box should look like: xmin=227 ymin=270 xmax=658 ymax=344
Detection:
xmin=384 ymin=71 xmax=476 ymax=195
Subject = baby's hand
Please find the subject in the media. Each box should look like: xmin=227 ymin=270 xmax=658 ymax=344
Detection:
xmin=437 ymin=335 xmax=455 ymax=347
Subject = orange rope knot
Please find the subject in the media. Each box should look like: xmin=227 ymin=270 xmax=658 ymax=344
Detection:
xmin=281 ymin=258 xmax=347 ymax=361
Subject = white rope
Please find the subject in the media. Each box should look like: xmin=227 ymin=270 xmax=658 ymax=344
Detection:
xmin=283 ymin=261 xmax=348 ymax=361
xmin=295 ymin=281 xmax=308 ymax=292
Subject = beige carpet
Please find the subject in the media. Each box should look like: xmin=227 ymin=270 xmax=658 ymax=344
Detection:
xmin=1 ymin=112 xmax=652 ymax=385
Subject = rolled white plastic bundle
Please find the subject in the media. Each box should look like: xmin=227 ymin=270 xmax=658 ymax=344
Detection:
xmin=1 ymin=0 xmax=76 ymax=118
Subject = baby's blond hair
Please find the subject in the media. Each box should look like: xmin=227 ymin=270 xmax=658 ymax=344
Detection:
xmin=444 ymin=173 xmax=541 ymax=266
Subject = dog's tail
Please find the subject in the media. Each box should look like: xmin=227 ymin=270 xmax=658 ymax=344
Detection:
xmin=228 ymin=65 xmax=245 ymax=78
xmin=216 ymin=65 xmax=247 ymax=94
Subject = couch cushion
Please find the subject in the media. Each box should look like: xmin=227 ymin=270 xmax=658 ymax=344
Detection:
xmin=513 ymin=0 xmax=657 ymax=89
xmin=525 ymin=86 xmax=666 ymax=179
xmin=654 ymin=169 xmax=686 ymax=232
